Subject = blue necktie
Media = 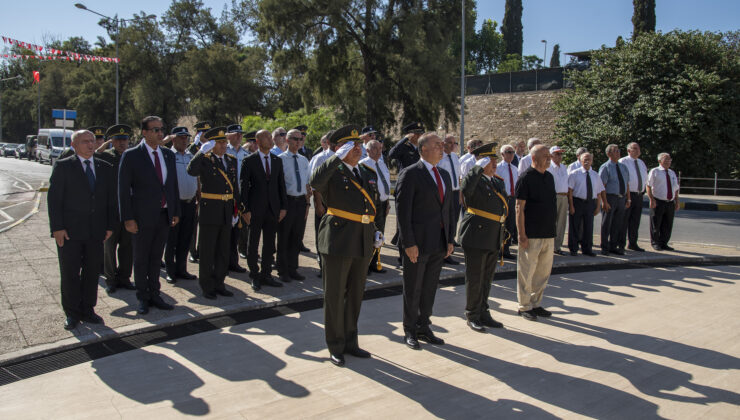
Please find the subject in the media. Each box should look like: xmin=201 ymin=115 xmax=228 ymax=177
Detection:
xmin=293 ymin=154 xmax=302 ymax=194
xmin=377 ymin=161 xmax=389 ymax=195
xmin=84 ymin=160 xmax=95 ymax=192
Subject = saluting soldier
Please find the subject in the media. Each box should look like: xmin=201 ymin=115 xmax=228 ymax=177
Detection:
xmin=310 ymin=125 xmax=380 ymax=367
xmin=186 ymin=127 xmax=239 ymax=300
xmin=100 ymin=124 xmax=136 ymax=294
xmin=188 ymin=120 xmax=212 ymax=262
xmin=459 ymin=142 xmax=508 ymax=332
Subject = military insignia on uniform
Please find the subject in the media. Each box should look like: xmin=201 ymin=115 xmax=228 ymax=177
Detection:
xmin=119 ymin=128 xmax=124 ymax=134
xmin=351 ymin=129 xmax=359 ymax=137
xmin=368 ymin=179 xmax=376 ymax=185
xmin=205 ymin=124 xmax=211 ymax=129
xmin=218 ymin=130 xmax=225 ymax=137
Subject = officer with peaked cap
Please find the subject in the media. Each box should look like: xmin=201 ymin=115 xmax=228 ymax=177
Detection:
xmin=459 ymin=142 xmax=508 ymax=332
xmin=101 ymin=124 xmax=136 ymax=294
xmin=187 ymin=127 xmax=239 ymax=299
xmin=89 ymin=126 xmax=107 ymax=150
xmin=188 ymin=120 xmax=212 ymax=262
xmin=310 ymin=124 xmax=381 ymax=367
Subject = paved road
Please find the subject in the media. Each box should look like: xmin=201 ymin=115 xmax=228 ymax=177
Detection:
xmin=0 ymin=157 xmax=51 ymax=231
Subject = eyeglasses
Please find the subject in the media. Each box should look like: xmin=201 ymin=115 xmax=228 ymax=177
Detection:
xmin=504 ymin=150 xmax=515 ymax=154
xmin=277 ymin=132 xmax=287 ymax=137
xmin=288 ymin=137 xmax=302 ymax=141
xmin=147 ymin=127 xmax=164 ymax=133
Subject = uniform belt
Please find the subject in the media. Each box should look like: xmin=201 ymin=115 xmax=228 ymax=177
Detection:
xmin=557 ymin=192 xmax=568 ymax=196
xmin=201 ymin=192 xmax=233 ymax=201
xmin=326 ymin=207 xmax=374 ymax=224
xmin=466 ymin=207 xmax=505 ymax=223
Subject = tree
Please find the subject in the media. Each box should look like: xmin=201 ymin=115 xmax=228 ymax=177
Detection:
xmin=550 ymin=44 xmax=561 ymax=67
xmin=632 ymin=0 xmax=656 ymax=38
xmin=468 ymin=19 xmax=506 ymax=74
xmin=554 ymin=31 xmax=740 ymax=177
xmin=501 ymin=0 xmax=523 ymax=57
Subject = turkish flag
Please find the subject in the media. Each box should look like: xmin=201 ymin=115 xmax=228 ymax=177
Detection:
xmin=32 ymin=71 xmax=39 ymax=84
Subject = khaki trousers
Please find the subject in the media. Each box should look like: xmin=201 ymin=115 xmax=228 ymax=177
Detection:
xmin=554 ymin=195 xmax=568 ymax=251
xmin=517 ymin=237 xmax=554 ymax=311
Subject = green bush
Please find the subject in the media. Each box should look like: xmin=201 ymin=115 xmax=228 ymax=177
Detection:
xmin=242 ymin=107 xmax=338 ymax=151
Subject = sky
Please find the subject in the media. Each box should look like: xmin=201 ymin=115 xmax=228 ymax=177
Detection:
xmin=1 ymin=0 xmax=738 ymax=65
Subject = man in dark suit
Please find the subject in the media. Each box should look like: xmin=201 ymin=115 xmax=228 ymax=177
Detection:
xmin=240 ymin=129 xmax=287 ymax=290
xmin=48 ymin=129 xmax=116 ymax=330
xmin=395 ymin=132 xmax=455 ymax=350
xmin=118 ymin=116 xmax=181 ymax=315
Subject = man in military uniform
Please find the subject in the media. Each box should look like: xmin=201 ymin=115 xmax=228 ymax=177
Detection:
xmin=389 ymin=121 xmax=424 ymax=264
xmin=310 ymin=125 xmax=380 ymax=367
xmin=188 ymin=120 xmax=212 ymax=262
xmin=186 ymin=127 xmax=238 ymax=300
xmin=100 ymin=124 xmax=136 ymax=294
xmin=459 ymin=143 xmax=508 ymax=332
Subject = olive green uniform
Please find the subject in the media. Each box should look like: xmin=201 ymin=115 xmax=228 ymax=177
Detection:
xmin=310 ymin=155 xmax=378 ymax=355
xmin=99 ymin=148 xmax=134 ymax=288
xmin=459 ymin=165 xmax=509 ymax=322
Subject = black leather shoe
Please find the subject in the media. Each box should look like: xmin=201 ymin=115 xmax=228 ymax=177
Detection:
xmin=610 ymin=248 xmax=625 ymax=256
xmin=404 ymin=333 xmax=421 ymax=350
xmin=502 ymin=252 xmax=516 ymax=260
xmin=81 ymin=312 xmax=103 ymax=324
xmin=417 ymin=330 xmax=445 ymax=345
xmin=289 ymin=272 xmax=305 ymax=281
xmin=480 ymin=315 xmax=504 ymax=329
xmin=105 ymin=285 xmax=116 ymax=294
xmin=120 ymin=282 xmax=136 ymax=290
xmin=569 ymin=251 xmax=578 ymax=256
xmin=368 ymin=267 xmax=386 ymax=274
xmin=554 ymin=249 xmax=565 ymax=256
xmin=279 ymin=274 xmax=292 ymax=283
xmin=518 ymin=309 xmax=537 ymax=321
xmin=329 ymin=353 xmax=345 ymax=367
xmin=467 ymin=320 xmax=486 ymax=333
xmin=444 ymin=257 xmax=459 ymax=265
xmin=299 ymin=244 xmax=311 ymax=253
xmin=137 ymin=300 xmax=149 ymax=315
xmin=189 ymin=255 xmax=198 ymax=263
xmin=215 ymin=289 xmax=234 ymax=297
xmin=262 ymin=277 xmax=284 ymax=287
xmin=346 ymin=348 xmax=371 ymax=358
xmin=652 ymin=245 xmax=663 ymax=251
xmin=251 ymin=280 xmax=262 ymax=291
xmin=64 ymin=317 xmax=78 ymax=330
xmin=628 ymin=245 xmax=645 ymax=252
xmin=532 ymin=307 xmax=552 ymax=317
xmin=583 ymin=251 xmax=597 ymax=257
xmin=203 ymin=291 xmax=217 ymax=300
xmin=165 ymin=275 xmax=177 ymax=284
xmin=601 ymin=250 xmax=610 ymax=256
xmin=663 ymin=245 xmax=675 ymax=251
xmin=229 ymin=265 xmax=247 ymax=273
xmin=150 ymin=297 xmax=174 ymax=310
xmin=178 ymin=272 xmax=197 ymax=280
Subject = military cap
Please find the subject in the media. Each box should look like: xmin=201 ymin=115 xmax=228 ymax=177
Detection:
xmin=171 ymin=126 xmax=191 ymax=137
xmin=204 ymin=126 xmax=228 ymax=142
xmin=194 ymin=121 xmax=212 ymax=133
xmin=293 ymin=125 xmax=308 ymax=135
xmin=471 ymin=142 xmax=499 ymax=158
xmin=328 ymin=124 xmax=361 ymax=146
xmin=243 ymin=130 xmax=258 ymax=142
xmin=105 ymin=124 xmax=133 ymax=140
xmin=402 ymin=122 xmax=424 ymax=134
xmin=227 ymin=124 xmax=243 ymax=133
xmin=88 ymin=126 xmax=106 ymax=138
xmin=361 ymin=125 xmax=377 ymax=135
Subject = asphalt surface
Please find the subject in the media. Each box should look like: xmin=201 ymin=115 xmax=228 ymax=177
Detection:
xmin=0 ymin=157 xmax=51 ymax=232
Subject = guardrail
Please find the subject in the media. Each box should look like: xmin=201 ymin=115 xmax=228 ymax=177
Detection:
xmin=678 ymin=172 xmax=740 ymax=196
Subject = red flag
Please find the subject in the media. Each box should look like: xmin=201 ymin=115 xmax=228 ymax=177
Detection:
xmin=32 ymin=71 xmax=39 ymax=84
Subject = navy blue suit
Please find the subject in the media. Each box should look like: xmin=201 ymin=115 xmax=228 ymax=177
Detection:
xmin=118 ymin=142 xmax=181 ymax=302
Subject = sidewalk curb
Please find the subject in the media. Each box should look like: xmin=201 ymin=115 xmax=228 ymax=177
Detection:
xmin=1 ymin=254 xmax=738 ymax=369
xmin=0 ymin=183 xmax=44 ymax=234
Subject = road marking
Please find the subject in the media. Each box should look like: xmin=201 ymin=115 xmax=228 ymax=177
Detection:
xmin=0 ymin=209 xmax=12 ymax=224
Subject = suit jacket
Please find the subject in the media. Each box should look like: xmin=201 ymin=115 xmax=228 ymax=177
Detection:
xmin=118 ymin=142 xmax=181 ymax=227
xmin=297 ymin=145 xmax=313 ymax=161
xmin=512 ymin=154 xmax=521 ymax=168
xmin=310 ymin=155 xmax=377 ymax=258
xmin=187 ymin=151 xmax=240 ymax=225
xmin=97 ymin=149 xmax=123 ymax=221
xmin=240 ymin=151 xmax=287 ymax=219
xmin=48 ymin=155 xmax=116 ymax=241
xmin=459 ymin=166 xmax=508 ymax=251
xmin=395 ymin=160 xmax=455 ymax=255
xmin=388 ymin=137 xmax=420 ymax=170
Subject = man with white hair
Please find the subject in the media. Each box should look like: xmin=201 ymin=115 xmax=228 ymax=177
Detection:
xmin=598 ymin=143 xmax=631 ymax=255
xmin=568 ymin=147 xmax=588 ymax=174
xmin=619 ymin=142 xmax=648 ymax=252
xmin=459 ymin=138 xmax=483 ymax=178
xmin=517 ymin=137 xmax=543 ymax=175
xmin=495 ymin=143 xmax=518 ymax=259
xmin=547 ymin=145 xmax=570 ymax=255
xmin=646 ymin=153 xmax=680 ymax=251
xmin=437 ymin=134 xmax=463 ymax=261
xmin=360 ymin=139 xmax=391 ymax=274
xmin=270 ymin=127 xmax=287 ymax=156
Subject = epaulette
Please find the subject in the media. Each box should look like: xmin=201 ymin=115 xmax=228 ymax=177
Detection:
xmin=360 ymin=163 xmax=376 ymax=173
xmin=224 ymin=153 xmax=236 ymax=160
xmin=493 ymin=174 xmax=504 ymax=180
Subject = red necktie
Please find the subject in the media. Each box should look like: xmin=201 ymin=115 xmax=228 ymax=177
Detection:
xmin=264 ymin=155 xmax=271 ymax=180
xmin=152 ymin=150 xmax=165 ymax=208
xmin=432 ymin=166 xmax=444 ymax=202
xmin=665 ymin=170 xmax=673 ymax=200
xmin=508 ymin=164 xmax=515 ymax=196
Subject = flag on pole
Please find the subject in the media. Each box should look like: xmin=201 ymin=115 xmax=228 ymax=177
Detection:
xmin=32 ymin=71 xmax=40 ymax=84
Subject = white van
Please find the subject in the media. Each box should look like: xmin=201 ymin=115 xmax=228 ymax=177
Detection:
xmin=36 ymin=128 xmax=72 ymax=165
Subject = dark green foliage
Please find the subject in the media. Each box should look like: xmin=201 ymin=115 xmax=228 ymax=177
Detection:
xmin=501 ymin=0 xmax=523 ymax=56
xmin=550 ymin=44 xmax=561 ymax=67
xmin=632 ymin=0 xmax=656 ymax=38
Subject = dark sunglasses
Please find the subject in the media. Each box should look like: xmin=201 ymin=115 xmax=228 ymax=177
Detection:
xmin=277 ymin=132 xmax=287 ymax=137
xmin=504 ymin=150 xmax=515 ymax=154
xmin=288 ymin=136 xmax=302 ymax=141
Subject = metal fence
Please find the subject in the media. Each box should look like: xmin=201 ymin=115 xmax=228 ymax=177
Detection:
xmin=678 ymin=172 xmax=740 ymax=196
xmin=464 ymin=67 xmax=566 ymax=96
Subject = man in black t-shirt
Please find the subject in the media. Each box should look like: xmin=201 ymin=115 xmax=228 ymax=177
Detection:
xmin=515 ymin=144 xmax=556 ymax=321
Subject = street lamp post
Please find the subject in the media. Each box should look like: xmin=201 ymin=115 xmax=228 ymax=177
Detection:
xmin=460 ymin=0 xmax=465 ymax=145
xmin=74 ymin=3 xmax=155 ymax=124
xmin=0 ymin=75 xmax=23 ymax=143
xmin=541 ymin=39 xmax=548 ymax=68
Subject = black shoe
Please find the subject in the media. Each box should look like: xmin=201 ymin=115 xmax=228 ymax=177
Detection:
xmin=652 ymin=245 xmax=663 ymax=251
xmin=583 ymin=251 xmax=597 ymax=257
xmin=346 ymin=348 xmax=371 ymax=358
xmin=289 ymin=272 xmax=305 ymax=281
xmin=262 ymin=277 xmax=284 ymax=287
xmin=64 ymin=317 xmax=78 ymax=330
xmin=105 ymin=285 xmax=116 ymax=294
xmin=81 ymin=312 xmax=103 ymax=324
xmin=189 ymin=255 xmax=198 ymax=263
xmin=628 ymin=245 xmax=645 ymax=252
xmin=444 ymin=257 xmax=459 ymax=265
xmin=467 ymin=320 xmax=486 ymax=332
xmin=502 ymin=252 xmax=516 ymax=260
xmin=215 ymin=289 xmax=234 ymax=297
xmin=203 ymin=291 xmax=217 ymax=300
xmin=480 ymin=315 xmax=504 ymax=329
xmin=150 ymin=297 xmax=174 ymax=310
xmin=601 ymin=250 xmax=610 ymax=256
xmin=137 ymin=300 xmax=149 ymax=315
xmin=532 ymin=307 xmax=552 ymax=318
xmin=610 ymin=248 xmax=625 ymax=256
xmin=554 ymin=249 xmax=565 ymax=256
xmin=663 ymin=245 xmax=675 ymax=251
xmin=569 ymin=251 xmax=578 ymax=256
xmin=239 ymin=252 xmax=248 ymax=259
xmin=165 ymin=275 xmax=177 ymax=284
xmin=120 ymin=282 xmax=136 ymax=290
xmin=404 ymin=333 xmax=421 ymax=350
xmin=252 ymin=280 xmax=262 ymax=291
xmin=368 ymin=267 xmax=386 ymax=274
xmin=518 ymin=309 xmax=537 ymax=321
xmin=229 ymin=265 xmax=247 ymax=273
xmin=279 ymin=274 xmax=292 ymax=283
xmin=417 ymin=330 xmax=445 ymax=345
xmin=329 ymin=353 xmax=345 ymax=367
xmin=178 ymin=272 xmax=197 ymax=280
xmin=299 ymin=244 xmax=311 ymax=253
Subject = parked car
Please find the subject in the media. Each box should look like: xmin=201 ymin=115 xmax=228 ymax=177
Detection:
xmin=14 ymin=144 xmax=28 ymax=159
xmin=1 ymin=143 xmax=18 ymax=157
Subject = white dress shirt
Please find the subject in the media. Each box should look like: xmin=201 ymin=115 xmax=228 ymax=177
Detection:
xmin=460 ymin=154 xmax=476 ymax=180
xmin=437 ymin=152 xmax=462 ymax=190
xmin=567 ymin=160 xmax=582 ymax=174
xmin=548 ymin=161 xmax=570 ymax=193
xmin=517 ymin=153 xmax=533 ymax=175
xmin=77 ymin=155 xmax=95 ymax=177
xmin=619 ymin=156 xmax=649 ymax=193
xmin=257 ymin=150 xmax=273 ymax=175
xmin=360 ymin=156 xmax=391 ymax=201
xmin=647 ymin=166 xmax=680 ymax=201
xmin=420 ymin=158 xmax=446 ymax=195
xmin=309 ymin=148 xmax=334 ymax=175
xmin=280 ymin=151 xmax=310 ymax=196
xmin=495 ymin=160 xmax=518 ymax=197
xmin=144 ymin=142 xmax=167 ymax=182
xmin=568 ymin=167 xmax=605 ymax=200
